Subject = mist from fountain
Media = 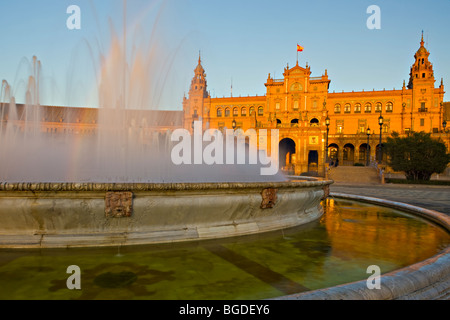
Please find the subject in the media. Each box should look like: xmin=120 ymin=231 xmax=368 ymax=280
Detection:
xmin=0 ymin=7 xmax=285 ymax=184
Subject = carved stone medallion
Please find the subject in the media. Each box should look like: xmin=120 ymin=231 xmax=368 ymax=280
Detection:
xmin=105 ymin=192 xmax=133 ymax=218
xmin=261 ymin=188 xmax=278 ymax=209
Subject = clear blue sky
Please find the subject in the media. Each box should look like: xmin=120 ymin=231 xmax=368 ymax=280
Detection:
xmin=1 ymin=0 xmax=450 ymax=110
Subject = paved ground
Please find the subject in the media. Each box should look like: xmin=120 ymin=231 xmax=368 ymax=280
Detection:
xmin=330 ymin=182 xmax=450 ymax=216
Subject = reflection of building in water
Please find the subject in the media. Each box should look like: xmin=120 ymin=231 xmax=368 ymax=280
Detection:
xmin=182 ymin=34 xmax=447 ymax=176
xmin=322 ymin=199 xmax=449 ymax=266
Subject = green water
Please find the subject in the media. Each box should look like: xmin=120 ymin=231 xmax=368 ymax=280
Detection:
xmin=0 ymin=199 xmax=448 ymax=300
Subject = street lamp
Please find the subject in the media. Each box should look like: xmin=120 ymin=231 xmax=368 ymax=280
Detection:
xmin=444 ymin=120 xmax=448 ymax=152
xmin=325 ymin=116 xmax=330 ymax=163
xmin=366 ymin=127 xmax=371 ymax=166
xmin=232 ymin=118 xmax=237 ymax=131
xmin=378 ymin=114 xmax=384 ymax=163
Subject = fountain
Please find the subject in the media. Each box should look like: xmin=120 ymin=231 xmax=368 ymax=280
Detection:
xmin=0 ymin=3 xmax=331 ymax=248
xmin=0 ymin=2 xmax=448 ymax=300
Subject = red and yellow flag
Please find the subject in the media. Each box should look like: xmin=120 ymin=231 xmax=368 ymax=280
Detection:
xmin=297 ymin=44 xmax=304 ymax=52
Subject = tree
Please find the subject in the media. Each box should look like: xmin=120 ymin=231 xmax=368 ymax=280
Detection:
xmin=384 ymin=131 xmax=450 ymax=181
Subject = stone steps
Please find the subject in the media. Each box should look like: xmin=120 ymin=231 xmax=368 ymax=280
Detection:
xmin=329 ymin=166 xmax=381 ymax=184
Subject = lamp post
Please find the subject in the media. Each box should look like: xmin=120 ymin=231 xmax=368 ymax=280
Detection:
xmin=444 ymin=120 xmax=448 ymax=151
xmin=366 ymin=127 xmax=371 ymax=166
xmin=378 ymin=114 xmax=384 ymax=163
xmin=325 ymin=116 xmax=330 ymax=163
xmin=232 ymin=118 xmax=237 ymax=131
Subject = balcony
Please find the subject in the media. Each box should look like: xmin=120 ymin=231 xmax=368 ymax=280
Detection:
xmin=418 ymin=107 xmax=428 ymax=113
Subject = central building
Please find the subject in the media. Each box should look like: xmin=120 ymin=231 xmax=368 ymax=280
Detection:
xmin=182 ymin=35 xmax=446 ymax=176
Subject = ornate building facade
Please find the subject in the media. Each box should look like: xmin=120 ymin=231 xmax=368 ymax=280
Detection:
xmin=1 ymin=35 xmax=448 ymax=178
xmin=183 ymin=35 xmax=447 ymax=176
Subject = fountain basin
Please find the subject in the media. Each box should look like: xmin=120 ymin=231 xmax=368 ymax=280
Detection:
xmin=0 ymin=180 xmax=332 ymax=248
xmin=276 ymin=193 xmax=450 ymax=300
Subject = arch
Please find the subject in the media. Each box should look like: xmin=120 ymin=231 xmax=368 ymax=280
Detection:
xmin=334 ymin=104 xmax=341 ymax=113
xmin=328 ymin=143 xmax=339 ymax=162
xmin=279 ymin=138 xmax=296 ymax=174
xmin=359 ymin=143 xmax=371 ymax=165
xmin=344 ymin=103 xmax=351 ymax=113
xmin=310 ymin=118 xmax=319 ymax=127
xmin=241 ymin=107 xmax=247 ymax=116
xmin=217 ymin=108 xmax=222 ymax=117
xmin=258 ymin=106 xmax=264 ymax=116
xmin=233 ymin=107 xmax=238 ymax=117
xmin=224 ymin=108 xmax=230 ymax=117
xmin=308 ymin=151 xmax=319 ymax=173
xmin=375 ymin=102 xmax=382 ymax=113
xmin=343 ymin=143 xmax=355 ymax=165
xmin=365 ymin=103 xmax=372 ymax=113
xmin=386 ymin=101 xmax=393 ymax=113
xmin=290 ymin=118 xmax=299 ymax=127
xmin=354 ymin=103 xmax=361 ymax=113
xmin=376 ymin=143 xmax=387 ymax=163
xmin=249 ymin=106 xmax=255 ymax=116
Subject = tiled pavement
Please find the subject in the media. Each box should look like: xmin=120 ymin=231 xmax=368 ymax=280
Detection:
xmin=330 ymin=182 xmax=450 ymax=216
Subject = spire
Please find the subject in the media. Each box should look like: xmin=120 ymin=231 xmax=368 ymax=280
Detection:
xmin=190 ymin=53 xmax=208 ymax=98
xmin=407 ymin=32 xmax=433 ymax=89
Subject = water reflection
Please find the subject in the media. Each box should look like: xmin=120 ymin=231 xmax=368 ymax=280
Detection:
xmin=0 ymin=200 xmax=448 ymax=300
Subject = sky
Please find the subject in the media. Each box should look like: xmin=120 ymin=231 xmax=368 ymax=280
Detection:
xmin=0 ymin=0 xmax=450 ymax=110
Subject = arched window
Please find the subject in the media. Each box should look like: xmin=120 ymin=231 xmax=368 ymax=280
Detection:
xmin=386 ymin=102 xmax=393 ymax=113
xmin=241 ymin=107 xmax=247 ymax=116
xmin=310 ymin=118 xmax=319 ymax=127
xmin=249 ymin=107 xmax=255 ymax=116
xmin=233 ymin=107 xmax=238 ymax=117
xmin=217 ymin=108 xmax=222 ymax=117
xmin=334 ymin=104 xmax=341 ymax=113
xmin=344 ymin=104 xmax=351 ymax=113
xmin=291 ymin=119 xmax=299 ymax=127
xmin=365 ymin=103 xmax=372 ymax=113
xmin=354 ymin=103 xmax=361 ymax=113
xmin=225 ymin=108 xmax=230 ymax=117
xmin=375 ymin=102 xmax=382 ymax=113
xmin=258 ymin=106 xmax=264 ymax=116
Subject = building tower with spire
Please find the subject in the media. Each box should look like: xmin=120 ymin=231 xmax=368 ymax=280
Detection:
xmin=183 ymin=53 xmax=210 ymax=131
xmin=407 ymin=32 xmax=445 ymax=131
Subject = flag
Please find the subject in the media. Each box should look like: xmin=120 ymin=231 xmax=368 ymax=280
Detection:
xmin=297 ymin=44 xmax=304 ymax=52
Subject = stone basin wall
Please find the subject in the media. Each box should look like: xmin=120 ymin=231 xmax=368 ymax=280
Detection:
xmin=0 ymin=180 xmax=332 ymax=248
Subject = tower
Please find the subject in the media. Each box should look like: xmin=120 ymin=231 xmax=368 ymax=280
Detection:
xmin=183 ymin=53 xmax=210 ymax=131
xmin=406 ymin=32 xmax=444 ymax=132
xmin=407 ymin=32 xmax=435 ymax=90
